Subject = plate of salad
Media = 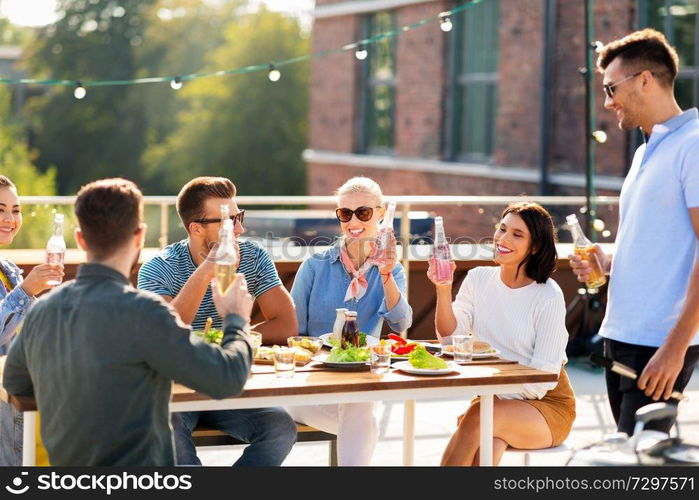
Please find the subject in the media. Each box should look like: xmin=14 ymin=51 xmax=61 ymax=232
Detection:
xmin=393 ymin=345 xmax=457 ymax=375
xmin=312 ymin=344 xmax=371 ymax=369
xmin=319 ymin=332 xmax=379 ymax=349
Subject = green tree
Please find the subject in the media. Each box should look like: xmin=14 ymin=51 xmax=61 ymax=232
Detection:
xmin=0 ymin=87 xmax=60 ymax=249
xmin=143 ymin=7 xmax=309 ymax=196
xmin=23 ymin=0 xmax=157 ymax=194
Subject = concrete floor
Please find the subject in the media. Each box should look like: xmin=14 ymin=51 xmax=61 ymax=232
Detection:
xmin=198 ymin=359 xmax=699 ymax=466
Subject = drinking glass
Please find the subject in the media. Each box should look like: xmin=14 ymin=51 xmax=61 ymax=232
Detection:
xmin=273 ymin=347 xmax=296 ymax=378
xmin=452 ymin=334 xmax=473 ymax=364
xmin=370 ymin=343 xmax=392 ymax=374
xmin=249 ymin=331 xmax=262 ymax=359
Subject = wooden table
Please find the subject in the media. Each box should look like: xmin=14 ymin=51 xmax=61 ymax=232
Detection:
xmin=2 ymin=358 xmax=557 ymax=466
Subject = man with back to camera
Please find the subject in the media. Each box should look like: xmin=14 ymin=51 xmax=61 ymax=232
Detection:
xmin=138 ymin=176 xmax=297 ymax=466
xmin=569 ymin=29 xmax=699 ymax=434
xmin=3 ymin=178 xmax=255 ymax=465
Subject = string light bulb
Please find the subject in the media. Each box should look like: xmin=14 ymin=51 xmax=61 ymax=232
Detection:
xmin=592 ymin=130 xmax=608 ymax=144
xmin=439 ymin=13 xmax=453 ymax=32
xmin=170 ymin=76 xmax=183 ymax=90
xmin=268 ymin=64 xmax=281 ymax=82
xmin=73 ymin=81 xmax=86 ymax=99
xmin=592 ymin=40 xmax=605 ymax=53
xmin=593 ymin=219 xmax=606 ymax=232
xmin=355 ymin=44 xmax=368 ymax=60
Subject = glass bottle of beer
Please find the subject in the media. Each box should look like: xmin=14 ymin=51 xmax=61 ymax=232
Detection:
xmin=432 ymin=216 xmax=453 ymax=285
xmin=566 ymin=214 xmax=607 ymax=289
xmin=46 ymin=213 xmax=66 ymax=286
xmin=214 ymin=204 xmax=238 ymax=295
xmin=341 ymin=310 xmax=359 ymax=350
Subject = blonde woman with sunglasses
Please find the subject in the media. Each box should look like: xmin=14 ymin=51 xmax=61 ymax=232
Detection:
xmin=288 ymin=176 xmax=412 ymax=465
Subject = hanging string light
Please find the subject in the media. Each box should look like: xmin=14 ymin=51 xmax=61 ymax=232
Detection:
xmin=170 ymin=76 xmax=183 ymax=90
xmin=592 ymin=130 xmax=608 ymax=143
xmin=592 ymin=40 xmax=605 ymax=53
xmin=73 ymin=81 xmax=86 ymax=99
xmin=267 ymin=64 xmax=281 ymax=82
xmin=439 ymin=13 xmax=453 ymax=32
xmin=0 ymin=2 xmax=485 ymax=93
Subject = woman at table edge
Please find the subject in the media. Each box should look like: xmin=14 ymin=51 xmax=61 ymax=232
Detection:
xmin=289 ymin=176 xmax=412 ymax=465
xmin=0 ymin=175 xmax=64 ymax=465
xmin=429 ymin=201 xmax=575 ymax=466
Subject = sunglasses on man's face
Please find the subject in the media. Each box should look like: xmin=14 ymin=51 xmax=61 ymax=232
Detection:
xmin=193 ymin=209 xmax=245 ymax=226
xmin=335 ymin=206 xmax=381 ymax=223
xmin=603 ymin=71 xmax=644 ymax=99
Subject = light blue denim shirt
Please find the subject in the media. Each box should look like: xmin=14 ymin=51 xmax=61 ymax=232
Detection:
xmin=0 ymin=257 xmax=34 ymax=465
xmin=291 ymin=240 xmax=413 ymax=337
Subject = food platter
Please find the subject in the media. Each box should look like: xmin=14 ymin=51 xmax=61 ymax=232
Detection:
xmin=441 ymin=345 xmax=501 ymax=359
xmin=311 ymin=354 xmax=369 ymax=370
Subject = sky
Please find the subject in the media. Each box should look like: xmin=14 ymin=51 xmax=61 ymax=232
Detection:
xmin=0 ymin=0 xmax=315 ymax=27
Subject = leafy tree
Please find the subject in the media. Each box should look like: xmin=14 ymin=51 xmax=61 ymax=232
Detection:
xmin=0 ymin=87 xmax=60 ymax=249
xmin=143 ymin=7 xmax=309 ymax=196
xmin=22 ymin=0 xmax=157 ymax=194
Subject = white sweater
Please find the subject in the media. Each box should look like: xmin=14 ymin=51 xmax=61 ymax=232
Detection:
xmin=439 ymin=266 xmax=569 ymax=400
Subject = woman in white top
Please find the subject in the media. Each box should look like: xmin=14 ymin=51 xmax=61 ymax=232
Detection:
xmin=430 ymin=202 xmax=575 ymax=466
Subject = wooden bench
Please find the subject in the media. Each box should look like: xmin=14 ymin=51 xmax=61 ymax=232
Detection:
xmin=192 ymin=423 xmax=338 ymax=466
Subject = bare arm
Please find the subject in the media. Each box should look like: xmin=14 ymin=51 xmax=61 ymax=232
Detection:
xmin=427 ymin=259 xmax=459 ymax=339
xmin=638 ymin=207 xmax=699 ymax=400
xmin=166 ymin=262 xmax=214 ymax=324
xmin=250 ymin=285 xmax=298 ymax=344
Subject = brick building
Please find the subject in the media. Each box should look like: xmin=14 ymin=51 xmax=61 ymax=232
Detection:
xmin=303 ymin=0 xmax=699 ymax=239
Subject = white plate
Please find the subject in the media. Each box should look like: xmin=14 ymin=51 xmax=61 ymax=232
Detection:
xmin=441 ymin=345 xmax=501 ymax=359
xmin=319 ymin=332 xmax=379 ymax=349
xmin=392 ymin=360 xmax=458 ymax=376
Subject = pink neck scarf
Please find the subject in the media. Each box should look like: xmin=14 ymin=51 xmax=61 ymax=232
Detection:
xmin=340 ymin=246 xmax=373 ymax=302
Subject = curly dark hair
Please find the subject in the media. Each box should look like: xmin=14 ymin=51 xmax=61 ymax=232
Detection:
xmin=597 ymin=28 xmax=679 ymax=87
xmin=500 ymin=202 xmax=558 ymax=284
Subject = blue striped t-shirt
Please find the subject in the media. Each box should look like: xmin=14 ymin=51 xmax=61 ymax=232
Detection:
xmin=137 ymin=239 xmax=282 ymax=330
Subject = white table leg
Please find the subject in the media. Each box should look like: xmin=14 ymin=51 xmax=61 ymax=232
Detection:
xmin=23 ymin=411 xmax=36 ymax=466
xmin=402 ymin=399 xmax=415 ymax=465
xmin=479 ymin=394 xmax=493 ymax=466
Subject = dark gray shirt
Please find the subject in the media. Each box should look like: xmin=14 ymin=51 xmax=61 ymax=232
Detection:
xmin=3 ymin=263 xmax=252 ymax=466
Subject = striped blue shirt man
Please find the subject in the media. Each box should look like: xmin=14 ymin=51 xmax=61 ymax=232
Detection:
xmin=138 ymin=239 xmax=282 ymax=330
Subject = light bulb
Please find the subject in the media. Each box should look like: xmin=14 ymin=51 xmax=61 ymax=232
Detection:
xmin=355 ymin=44 xmax=368 ymax=60
xmin=593 ymin=40 xmax=605 ymax=53
xmin=268 ymin=64 xmax=281 ymax=82
xmin=170 ymin=77 xmax=183 ymax=90
xmin=440 ymin=15 xmax=453 ymax=32
xmin=593 ymin=219 xmax=605 ymax=232
xmin=592 ymin=130 xmax=608 ymax=144
xmin=74 ymin=81 xmax=86 ymax=99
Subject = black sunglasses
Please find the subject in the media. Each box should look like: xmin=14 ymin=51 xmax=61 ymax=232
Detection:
xmin=603 ymin=71 xmax=644 ymax=99
xmin=193 ymin=209 xmax=245 ymax=226
xmin=335 ymin=206 xmax=381 ymax=223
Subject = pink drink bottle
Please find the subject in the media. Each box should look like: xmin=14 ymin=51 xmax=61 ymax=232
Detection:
xmin=432 ymin=216 xmax=453 ymax=284
xmin=373 ymin=201 xmax=396 ymax=268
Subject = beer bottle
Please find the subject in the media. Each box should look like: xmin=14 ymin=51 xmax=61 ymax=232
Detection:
xmin=566 ymin=214 xmax=606 ymax=289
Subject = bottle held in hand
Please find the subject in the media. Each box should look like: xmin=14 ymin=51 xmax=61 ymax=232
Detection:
xmin=214 ymin=204 xmax=238 ymax=295
xmin=45 ymin=213 xmax=66 ymax=286
xmin=341 ymin=310 xmax=359 ymax=350
xmin=372 ymin=201 xmax=396 ymax=268
xmin=432 ymin=216 xmax=453 ymax=284
xmin=566 ymin=214 xmax=606 ymax=289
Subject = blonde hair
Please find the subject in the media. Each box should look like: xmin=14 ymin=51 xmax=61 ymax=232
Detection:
xmin=334 ymin=177 xmax=383 ymax=204
xmin=0 ymin=175 xmax=16 ymax=190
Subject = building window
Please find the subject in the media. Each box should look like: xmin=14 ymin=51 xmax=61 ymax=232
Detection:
xmin=358 ymin=11 xmax=396 ymax=154
xmin=447 ymin=0 xmax=500 ymax=162
xmin=640 ymin=0 xmax=698 ymax=108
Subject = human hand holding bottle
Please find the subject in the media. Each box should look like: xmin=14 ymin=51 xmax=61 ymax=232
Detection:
xmin=211 ymin=274 xmax=253 ymax=323
xmin=21 ymin=263 xmax=65 ymax=296
xmin=568 ymin=244 xmax=608 ymax=284
xmin=427 ymin=258 xmax=456 ymax=287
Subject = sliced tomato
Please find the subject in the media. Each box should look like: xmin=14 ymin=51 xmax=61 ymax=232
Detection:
xmin=392 ymin=343 xmax=417 ymax=355
xmin=388 ymin=333 xmax=407 ymax=345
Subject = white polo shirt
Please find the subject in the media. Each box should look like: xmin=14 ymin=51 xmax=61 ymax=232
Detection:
xmin=599 ymin=108 xmax=699 ymax=347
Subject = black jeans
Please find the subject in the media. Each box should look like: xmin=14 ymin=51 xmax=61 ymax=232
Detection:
xmin=604 ymin=338 xmax=699 ymax=435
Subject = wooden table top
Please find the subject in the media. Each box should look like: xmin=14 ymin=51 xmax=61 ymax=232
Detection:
xmin=1 ymin=355 xmax=558 ymax=411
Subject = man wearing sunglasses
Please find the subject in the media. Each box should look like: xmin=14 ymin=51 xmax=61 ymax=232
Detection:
xmin=569 ymin=29 xmax=699 ymax=435
xmin=138 ymin=176 xmax=297 ymax=466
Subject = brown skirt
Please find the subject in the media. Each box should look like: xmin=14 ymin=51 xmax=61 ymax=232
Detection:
xmin=470 ymin=367 xmax=576 ymax=446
